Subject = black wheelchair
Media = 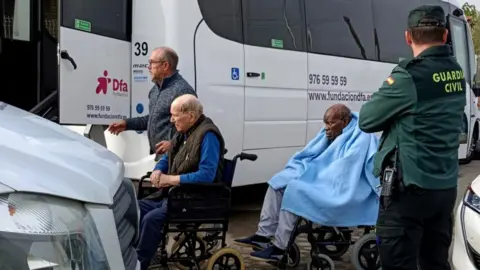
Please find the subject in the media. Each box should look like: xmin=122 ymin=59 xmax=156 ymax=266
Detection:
xmin=136 ymin=151 xmax=257 ymax=270
xmin=266 ymin=218 xmax=381 ymax=270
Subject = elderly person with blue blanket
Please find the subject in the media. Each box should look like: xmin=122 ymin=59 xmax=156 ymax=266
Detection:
xmin=235 ymin=104 xmax=380 ymax=261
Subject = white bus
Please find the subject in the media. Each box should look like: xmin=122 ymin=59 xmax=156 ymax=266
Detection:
xmin=1 ymin=0 xmax=479 ymax=188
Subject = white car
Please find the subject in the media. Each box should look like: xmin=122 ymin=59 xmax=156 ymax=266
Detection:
xmin=453 ymin=175 xmax=480 ymax=269
xmin=0 ymin=102 xmax=141 ymax=270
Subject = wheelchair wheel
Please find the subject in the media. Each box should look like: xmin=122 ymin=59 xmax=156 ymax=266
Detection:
xmin=203 ymin=234 xmax=221 ymax=252
xmin=171 ymin=234 xmax=208 ymax=270
xmin=269 ymin=242 xmax=301 ymax=268
xmin=287 ymin=242 xmax=301 ymax=267
xmin=350 ymin=233 xmax=381 ymax=270
xmin=316 ymin=229 xmax=351 ymax=259
xmin=307 ymin=253 xmax=335 ymax=270
xmin=206 ymin=247 xmax=245 ymax=270
xmin=199 ymin=231 xmax=222 ymax=252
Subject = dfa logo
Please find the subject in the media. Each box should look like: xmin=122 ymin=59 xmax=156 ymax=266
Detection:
xmin=96 ymin=70 xmax=129 ymax=97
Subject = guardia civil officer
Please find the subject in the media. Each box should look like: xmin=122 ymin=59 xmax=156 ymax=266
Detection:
xmin=359 ymin=5 xmax=466 ymax=270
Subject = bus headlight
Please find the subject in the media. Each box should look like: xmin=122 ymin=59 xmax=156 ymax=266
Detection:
xmin=0 ymin=193 xmax=109 ymax=270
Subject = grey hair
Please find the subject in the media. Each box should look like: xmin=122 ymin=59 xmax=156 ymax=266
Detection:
xmin=155 ymin=46 xmax=179 ymax=70
xmin=179 ymin=96 xmax=204 ymax=117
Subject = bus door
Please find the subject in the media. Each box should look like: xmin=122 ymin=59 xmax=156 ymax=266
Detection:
xmin=448 ymin=14 xmax=474 ymax=159
xmin=58 ymin=0 xmax=131 ymax=125
xmin=0 ymin=0 xmax=38 ymax=111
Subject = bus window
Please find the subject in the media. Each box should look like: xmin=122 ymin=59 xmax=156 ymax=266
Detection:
xmin=61 ymin=0 xmax=130 ymax=41
xmin=372 ymin=0 xmax=421 ymax=63
xmin=198 ymin=0 xmax=243 ymax=43
xmin=242 ymin=0 xmax=306 ymax=51
xmin=449 ymin=18 xmax=471 ymax=83
xmin=305 ymin=0 xmax=375 ymax=60
xmin=2 ymin=0 xmax=30 ymax=41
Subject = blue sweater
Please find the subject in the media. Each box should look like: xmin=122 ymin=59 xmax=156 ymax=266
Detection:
xmin=125 ymin=71 xmax=196 ymax=152
xmin=153 ymin=132 xmax=220 ymax=183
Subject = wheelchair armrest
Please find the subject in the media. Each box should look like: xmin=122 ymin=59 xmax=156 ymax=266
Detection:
xmin=137 ymin=171 xmax=153 ymax=199
xmin=140 ymin=171 xmax=152 ymax=181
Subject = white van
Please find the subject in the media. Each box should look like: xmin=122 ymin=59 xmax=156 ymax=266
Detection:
xmin=1 ymin=0 xmax=478 ymax=188
xmin=0 ymin=102 xmax=140 ymax=270
xmin=117 ymin=0 xmax=480 ymax=186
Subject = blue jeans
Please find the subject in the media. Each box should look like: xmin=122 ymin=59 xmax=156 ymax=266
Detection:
xmin=137 ymin=199 xmax=168 ymax=270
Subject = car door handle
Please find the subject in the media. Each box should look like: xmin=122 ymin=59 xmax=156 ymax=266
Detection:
xmin=246 ymin=72 xmax=260 ymax=78
xmin=471 ymin=114 xmax=476 ymax=117
xmin=60 ymin=50 xmax=77 ymax=70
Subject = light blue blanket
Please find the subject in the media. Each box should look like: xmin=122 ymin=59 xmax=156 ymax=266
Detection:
xmin=268 ymin=112 xmax=380 ymax=227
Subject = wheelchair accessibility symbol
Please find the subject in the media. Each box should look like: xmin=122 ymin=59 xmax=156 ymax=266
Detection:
xmin=231 ymin=67 xmax=240 ymax=81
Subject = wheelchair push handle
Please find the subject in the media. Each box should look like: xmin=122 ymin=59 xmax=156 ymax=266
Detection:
xmin=239 ymin=152 xmax=257 ymax=161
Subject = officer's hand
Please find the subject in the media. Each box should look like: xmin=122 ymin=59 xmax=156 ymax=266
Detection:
xmin=107 ymin=120 xmax=127 ymax=135
xmin=155 ymin=140 xmax=173 ymax=155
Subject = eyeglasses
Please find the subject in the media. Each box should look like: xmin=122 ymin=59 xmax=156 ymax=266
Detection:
xmin=148 ymin=60 xmax=166 ymax=65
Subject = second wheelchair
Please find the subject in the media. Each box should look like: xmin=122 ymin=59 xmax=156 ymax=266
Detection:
xmin=268 ymin=218 xmax=381 ymax=270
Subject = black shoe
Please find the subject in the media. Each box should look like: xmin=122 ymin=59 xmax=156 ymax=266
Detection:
xmin=250 ymin=245 xmax=285 ymax=261
xmin=234 ymin=234 xmax=271 ymax=250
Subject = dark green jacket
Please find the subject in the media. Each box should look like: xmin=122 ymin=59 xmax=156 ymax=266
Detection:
xmin=359 ymin=45 xmax=466 ymax=190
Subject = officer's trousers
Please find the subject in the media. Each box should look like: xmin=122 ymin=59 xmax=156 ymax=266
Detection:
xmin=376 ymin=186 xmax=457 ymax=270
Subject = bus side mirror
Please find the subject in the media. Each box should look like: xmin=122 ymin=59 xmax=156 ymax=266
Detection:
xmin=453 ymin=8 xmax=464 ymax=17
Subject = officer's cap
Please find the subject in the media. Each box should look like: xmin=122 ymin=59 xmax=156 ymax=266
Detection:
xmin=408 ymin=5 xmax=446 ymax=28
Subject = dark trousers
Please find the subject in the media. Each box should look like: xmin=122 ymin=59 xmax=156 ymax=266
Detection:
xmin=137 ymin=199 xmax=168 ymax=270
xmin=376 ymin=186 xmax=457 ymax=270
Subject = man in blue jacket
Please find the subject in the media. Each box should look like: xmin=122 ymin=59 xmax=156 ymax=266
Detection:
xmin=107 ymin=47 xmax=196 ymax=157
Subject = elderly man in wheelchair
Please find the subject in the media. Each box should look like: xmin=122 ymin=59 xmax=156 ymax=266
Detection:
xmin=136 ymin=94 xmax=257 ymax=270
xmin=235 ymin=104 xmax=382 ymax=269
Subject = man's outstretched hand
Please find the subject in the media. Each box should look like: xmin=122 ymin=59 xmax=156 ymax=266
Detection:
xmin=155 ymin=140 xmax=173 ymax=155
xmin=107 ymin=120 xmax=127 ymax=135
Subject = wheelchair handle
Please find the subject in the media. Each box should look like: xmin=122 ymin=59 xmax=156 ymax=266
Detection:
xmin=239 ymin=152 xmax=257 ymax=161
